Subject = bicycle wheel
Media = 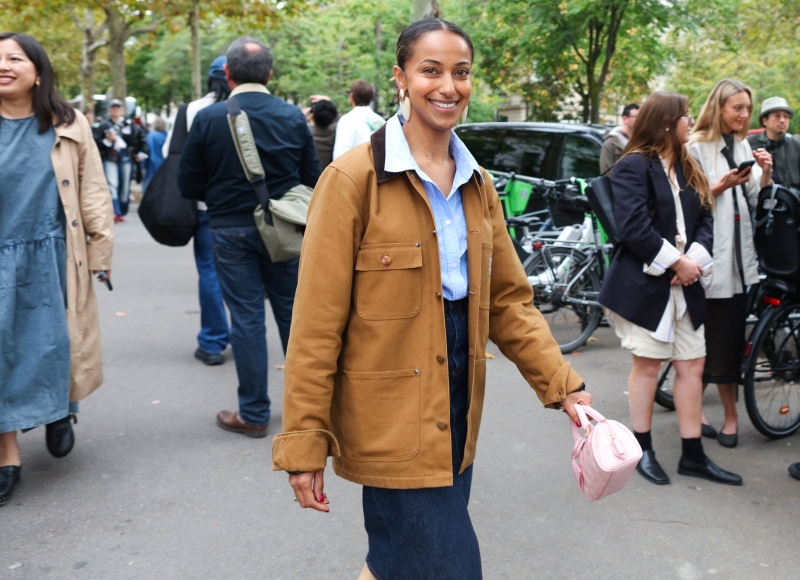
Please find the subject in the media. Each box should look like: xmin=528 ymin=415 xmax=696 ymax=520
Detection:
xmin=655 ymin=361 xmax=676 ymax=410
xmin=525 ymin=245 xmax=602 ymax=353
xmin=743 ymin=302 xmax=800 ymax=438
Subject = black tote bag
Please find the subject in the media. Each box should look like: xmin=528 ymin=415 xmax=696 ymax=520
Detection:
xmin=138 ymin=103 xmax=197 ymax=246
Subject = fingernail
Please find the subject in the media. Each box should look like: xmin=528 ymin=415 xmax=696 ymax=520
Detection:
xmin=318 ymin=495 xmax=325 ymax=502
xmin=576 ymin=421 xmax=582 ymax=427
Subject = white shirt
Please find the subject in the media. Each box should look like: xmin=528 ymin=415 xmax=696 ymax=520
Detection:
xmin=332 ymin=106 xmax=385 ymax=160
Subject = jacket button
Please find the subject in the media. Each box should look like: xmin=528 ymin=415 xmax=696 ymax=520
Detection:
xmin=72 ymin=220 xmax=78 ymax=227
xmin=437 ymin=421 xmax=447 ymax=431
xmin=61 ymin=179 xmax=70 ymax=187
xmin=381 ymin=255 xmax=392 ymax=266
xmin=437 ymin=355 xmax=445 ymax=363
xmin=435 ymin=291 xmax=442 ymax=299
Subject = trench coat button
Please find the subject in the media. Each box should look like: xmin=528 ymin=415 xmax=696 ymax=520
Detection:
xmin=437 ymin=421 xmax=447 ymax=431
xmin=72 ymin=220 xmax=78 ymax=227
xmin=381 ymin=255 xmax=392 ymax=266
xmin=437 ymin=354 xmax=445 ymax=363
xmin=415 ymin=242 xmax=420 ymax=247
xmin=61 ymin=179 xmax=70 ymax=187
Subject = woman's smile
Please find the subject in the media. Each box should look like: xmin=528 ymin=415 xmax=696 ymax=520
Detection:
xmin=429 ymin=99 xmax=459 ymax=110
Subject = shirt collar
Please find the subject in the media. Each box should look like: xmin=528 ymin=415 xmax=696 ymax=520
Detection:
xmin=384 ymin=115 xmax=480 ymax=194
xmin=230 ymin=83 xmax=271 ymax=97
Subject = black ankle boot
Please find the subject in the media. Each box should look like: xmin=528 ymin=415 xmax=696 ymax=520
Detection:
xmin=45 ymin=414 xmax=76 ymax=458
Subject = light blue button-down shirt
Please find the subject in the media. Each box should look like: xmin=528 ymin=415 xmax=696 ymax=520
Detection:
xmin=384 ymin=115 xmax=481 ymax=300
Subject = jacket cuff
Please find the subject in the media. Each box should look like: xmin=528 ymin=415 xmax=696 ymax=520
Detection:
xmin=686 ymin=242 xmax=714 ymax=290
xmin=271 ymin=429 xmax=341 ymax=472
xmin=541 ymin=362 xmax=585 ymax=409
xmin=643 ymin=239 xmax=681 ymax=276
xmin=87 ymin=244 xmax=113 ymax=272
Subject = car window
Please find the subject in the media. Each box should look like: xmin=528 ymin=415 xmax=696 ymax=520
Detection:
xmin=455 ymin=126 xmax=501 ymax=170
xmin=561 ymin=135 xmax=601 ymax=179
xmin=493 ymin=130 xmax=552 ymax=177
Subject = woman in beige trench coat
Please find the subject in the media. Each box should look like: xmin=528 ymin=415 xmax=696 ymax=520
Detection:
xmin=0 ymin=33 xmax=114 ymax=506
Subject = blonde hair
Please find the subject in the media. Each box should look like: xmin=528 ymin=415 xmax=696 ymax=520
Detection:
xmin=153 ymin=116 xmax=167 ymax=132
xmin=624 ymin=92 xmax=712 ymax=208
xmin=690 ymin=79 xmax=752 ymax=143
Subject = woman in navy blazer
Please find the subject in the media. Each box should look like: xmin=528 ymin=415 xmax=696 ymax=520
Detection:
xmin=599 ymin=92 xmax=742 ymax=486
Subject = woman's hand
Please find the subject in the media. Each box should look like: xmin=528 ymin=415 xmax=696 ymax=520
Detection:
xmin=671 ymin=255 xmax=702 ymax=286
xmin=92 ymin=270 xmax=111 ymax=282
xmin=289 ymin=469 xmax=330 ymax=513
xmin=711 ymin=168 xmax=752 ymax=195
xmin=753 ymin=148 xmax=773 ymax=187
xmin=561 ymin=390 xmax=593 ymax=426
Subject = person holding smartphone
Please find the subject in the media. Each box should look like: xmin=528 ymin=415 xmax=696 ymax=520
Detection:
xmin=688 ymin=79 xmax=773 ymax=448
xmin=0 ymin=33 xmax=114 ymax=506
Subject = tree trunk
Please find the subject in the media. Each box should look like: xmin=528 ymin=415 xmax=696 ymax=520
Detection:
xmin=413 ymin=0 xmax=441 ymax=21
xmin=190 ymin=0 xmax=201 ymax=101
xmin=105 ymin=3 xmax=127 ymax=101
xmin=80 ymin=9 xmax=96 ymax=109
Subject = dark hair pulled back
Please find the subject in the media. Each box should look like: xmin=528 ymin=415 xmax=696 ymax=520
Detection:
xmin=0 ymin=32 xmax=76 ymax=133
xmin=395 ymin=19 xmax=474 ymax=71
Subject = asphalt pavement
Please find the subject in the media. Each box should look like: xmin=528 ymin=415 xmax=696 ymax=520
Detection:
xmin=1 ymin=208 xmax=798 ymax=580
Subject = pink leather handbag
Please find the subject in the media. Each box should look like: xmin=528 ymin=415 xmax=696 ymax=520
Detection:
xmin=570 ymin=404 xmax=642 ymax=501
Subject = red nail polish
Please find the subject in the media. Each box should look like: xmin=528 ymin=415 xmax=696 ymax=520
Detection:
xmin=319 ymin=495 xmax=325 ymax=502
xmin=576 ymin=421 xmax=582 ymax=427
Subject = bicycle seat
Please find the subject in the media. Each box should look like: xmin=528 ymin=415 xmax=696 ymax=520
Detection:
xmin=570 ymin=196 xmax=593 ymax=213
xmin=506 ymin=215 xmax=543 ymax=228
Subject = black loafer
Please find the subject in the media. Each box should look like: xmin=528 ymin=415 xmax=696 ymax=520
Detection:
xmin=46 ymin=414 xmax=76 ymax=459
xmin=194 ymin=347 xmax=224 ymax=366
xmin=788 ymin=462 xmax=800 ymax=481
xmin=678 ymin=455 xmax=743 ymax=485
xmin=636 ymin=449 xmax=670 ymax=485
xmin=701 ymin=422 xmax=718 ymax=439
xmin=0 ymin=465 xmax=21 ymax=506
xmin=718 ymin=430 xmax=738 ymax=448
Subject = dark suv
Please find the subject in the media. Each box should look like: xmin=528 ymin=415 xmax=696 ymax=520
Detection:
xmin=454 ymin=122 xmax=609 ymax=224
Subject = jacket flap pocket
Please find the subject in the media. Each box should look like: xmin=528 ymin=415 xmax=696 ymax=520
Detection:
xmin=356 ymin=243 xmax=422 ymax=271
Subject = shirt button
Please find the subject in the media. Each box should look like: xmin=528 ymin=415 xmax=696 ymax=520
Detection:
xmin=381 ymin=255 xmax=392 ymax=266
xmin=61 ymin=179 xmax=70 ymax=187
xmin=445 ymin=219 xmax=451 ymax=225
xmin=437 ymin=355 xmax=446 ymax=363
xmin=437 ymin=421 xmax=447 ymax=431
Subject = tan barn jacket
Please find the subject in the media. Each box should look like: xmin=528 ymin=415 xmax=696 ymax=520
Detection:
xmin=52 ymin=114 xmax=115 ymax=401
xmin=271 ymin=125 xmax=584 ymax=489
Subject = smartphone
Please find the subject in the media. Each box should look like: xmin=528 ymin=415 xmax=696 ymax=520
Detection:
xmin=737 ymin=160 xmax=756 ymax=173
xmin=97 ymin=271 xmax=113 ymax=291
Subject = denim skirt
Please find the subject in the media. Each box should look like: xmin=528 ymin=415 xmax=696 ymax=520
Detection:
xmin=362 ymin=298 xmax=482 ymax=580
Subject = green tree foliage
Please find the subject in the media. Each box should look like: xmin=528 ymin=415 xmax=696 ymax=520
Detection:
xmin=664 ymin=0 xmax=800 ymax=134
xmin=454 ymin=0 xmax=677 ymax=123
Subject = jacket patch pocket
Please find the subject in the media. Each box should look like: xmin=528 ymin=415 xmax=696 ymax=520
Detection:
xmin=340 ymin=368 xmax=421 ymax=462
xmin=355 ymin=242 xmax=423 ymax=320
xmin=479 ymin=242 xmax=493 ymax=309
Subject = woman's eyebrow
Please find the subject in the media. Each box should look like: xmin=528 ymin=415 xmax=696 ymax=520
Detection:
xmin=418 ymin=59 xmax=471 ymax=66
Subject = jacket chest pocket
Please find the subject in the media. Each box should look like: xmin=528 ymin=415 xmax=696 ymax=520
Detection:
xmin=479 ymin=242 xmax=493 ymax=309
xmin=355 ymin=242 xmax=422 ymax=320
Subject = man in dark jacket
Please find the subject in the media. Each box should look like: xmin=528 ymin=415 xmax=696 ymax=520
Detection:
xmin=600 ymin=103 xmax=639 ymax=174
xmin=747 ymin=96 xmax=800 ymax=191
xmin=95 ymin=99 xmax=148 ymax=221
xmin=179 ymin=36 xmax=321 ymax=437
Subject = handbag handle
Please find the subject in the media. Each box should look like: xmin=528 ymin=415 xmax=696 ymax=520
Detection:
xmin=569 ymin=404 xmax=627 ymax=459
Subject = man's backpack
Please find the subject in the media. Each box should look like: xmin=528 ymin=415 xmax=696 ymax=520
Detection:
xmin=225 ymin=98 xmax=312 ymax=262
xmin=137 ymin=103 xmax=197 ymax=246
xmin=754 ymin=184 xmax=800 ymax=281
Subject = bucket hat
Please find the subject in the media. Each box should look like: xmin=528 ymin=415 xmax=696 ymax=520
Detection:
xmin=209 ymin=56 xmax=227 ymax=79
xmin=759 ymin=96 xmax=794 ymax=123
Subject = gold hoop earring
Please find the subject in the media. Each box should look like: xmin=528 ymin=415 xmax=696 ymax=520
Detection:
xmin=399 ymin=88 xmax=412 ymax=121
xmin=35 ymin=80 xmax=41 ymax=87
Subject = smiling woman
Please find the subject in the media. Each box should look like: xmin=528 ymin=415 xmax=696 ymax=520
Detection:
xmin=0 ymin=33 xmax=114 ymax=507
xmin=272 ymin=18 xmax=592 ymax=580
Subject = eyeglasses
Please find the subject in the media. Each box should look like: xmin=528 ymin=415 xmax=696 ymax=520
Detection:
xmin=681 ymin=114 xmax=694 ymax=122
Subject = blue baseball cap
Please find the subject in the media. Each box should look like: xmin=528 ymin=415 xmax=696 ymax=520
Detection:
xmin=209 ymin=56 xmax=227 ymax=78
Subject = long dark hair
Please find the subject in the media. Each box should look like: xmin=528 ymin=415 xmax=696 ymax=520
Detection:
xmin=207 ymin=76 xmax=231 ymax=103
xmin=623 ymin=92 xmax=712 ymax=207
xmin=395 ymin=19 xmax=474 ymax=71
xmin=0 ymin=32 xmax=76 ymax=133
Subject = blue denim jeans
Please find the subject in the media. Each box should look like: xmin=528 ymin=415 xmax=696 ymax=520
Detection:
xmin=103 ymin=151 xmax=132 ymax=216
xmin=363 ymin=298 xmax=482 ymax=580
xmin=194 ymin=211 xmax=229 ymax=355
xmin=211 ymin=226 xmax=298 ymax=426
